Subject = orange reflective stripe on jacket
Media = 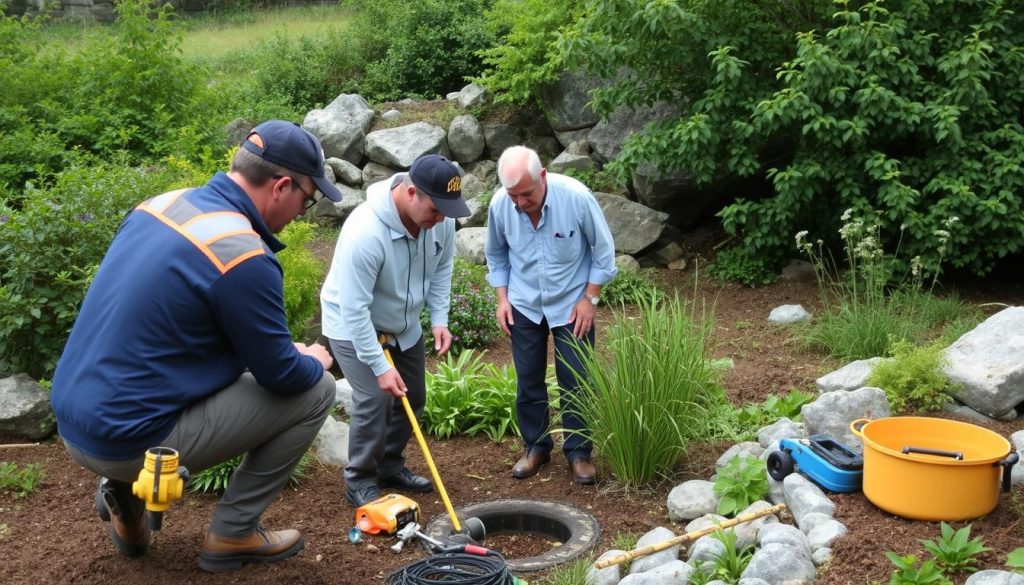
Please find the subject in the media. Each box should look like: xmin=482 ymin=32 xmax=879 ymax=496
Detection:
xmin=136 ymin=189 xmax=265 ymax=274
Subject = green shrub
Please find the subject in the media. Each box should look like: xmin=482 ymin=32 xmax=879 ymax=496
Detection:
xmin=707 ymin=247 xmax=778 ymax=287
xmin=0 ymin=462 xmax=45 ymax=498
xmin=0 ymin=0 xmax=216 ymax=190
xmin=190 ymin=451 xmax=312 ymax=494
xmin=735 ymin=389 xmax=814 ymax=434
xmin=601 ymin=265 xmax=664 ymax=306
xmin=713 ymin=456 xmax=768 ymax=517
xmin=920 ymin=522 xmax=990 ymax=574
xmin=664 ymin=0 xmax=1023 ymax=279
xmin=422 ymin=350 xmax=519 ymax=442
xmin=219 ymin=27 xmax=364 ymax=113
xmin=276 ymin=221 xmax=324 ymax=340
xmin=473 ymin=0 xmax=581 ymax=105
xmin=887 ymin=552 xmax=952 ymax=585
xmin=420 ymin=258 xmax=500 ymax=355
xmin=0 ymin=160 xmax=208 ymax=379
xmin=345 ymin=0 xmax=496 ymax=101
xmin=867 ymin=340 xmax=954 ymax=414
xmin=571 ymin=294 xmax=729 ymax=486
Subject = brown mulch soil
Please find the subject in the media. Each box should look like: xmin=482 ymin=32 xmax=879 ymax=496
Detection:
xmin=4 ymin=232 xmax=1024 ymax=584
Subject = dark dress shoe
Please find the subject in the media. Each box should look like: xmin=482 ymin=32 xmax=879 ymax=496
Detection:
xmin=511 ymin=450 xmax=551 ymax=479
xmin=96 ymin=477 xmax=151 ymax=557
xmin=571 ymin=458 xmax=597 ymax=485
xmin=346 ymin=484 xmax=383 ymax=507
xmin=380 ymin=467 xmax=434 ymax=493
xmin=198 ymin=525 xmax=304 ymax=572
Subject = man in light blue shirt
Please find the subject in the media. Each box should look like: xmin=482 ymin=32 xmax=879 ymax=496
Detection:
xmin=321 ymin=154 xmax=471 ymax=507
xmin=484 ymin=145 xmax=617 ymax=484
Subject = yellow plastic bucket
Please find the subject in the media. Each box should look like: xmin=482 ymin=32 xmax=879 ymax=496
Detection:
xmin=850 ymin=417 xmax=1018 ymax=521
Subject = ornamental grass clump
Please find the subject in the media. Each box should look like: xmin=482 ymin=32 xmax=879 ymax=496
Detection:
xmin=795 ymin=209 xmax=974 ymax=361
xmin=570 ymin=293 xmax=728 ymax=487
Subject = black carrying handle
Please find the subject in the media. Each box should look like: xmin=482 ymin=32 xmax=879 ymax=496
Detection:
xmin=997 ymin=452 xmax=1020 ymax=493
xmin=901 ymin=446 xmax=963 ymax=460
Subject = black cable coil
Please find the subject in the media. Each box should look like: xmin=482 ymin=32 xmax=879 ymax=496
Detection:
xmin=386 ymin=551 xmax=517 ymax=585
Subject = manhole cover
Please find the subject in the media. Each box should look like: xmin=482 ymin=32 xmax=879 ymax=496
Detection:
xmin=422 ymin=499 xmax=600 ymax=573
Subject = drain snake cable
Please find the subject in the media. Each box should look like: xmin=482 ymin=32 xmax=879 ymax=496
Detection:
xmin=386 ymin=551 xmax=525 ymax=585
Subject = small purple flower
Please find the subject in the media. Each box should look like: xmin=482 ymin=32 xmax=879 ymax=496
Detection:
xmin=0 ymin=214 xmax=9 ymax=224
xmin=77 ymin=212 xmax=95 ymax=223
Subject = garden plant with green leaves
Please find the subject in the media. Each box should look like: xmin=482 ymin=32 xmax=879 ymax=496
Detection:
xmin=422 ymin=349 xmax=524 ymax=442
xmin=420 ymin=258 xmax=501 ymax=355
xmin=571 ymin=294 xmax=733 ymax=486
xmin=794 ymin=208 xmax=975 ymax=361
xmin=867 ymin=339 xmax=955 ymax=414
xmin=713 ymin=455 xmax=769 ymax=517
xmin=546 ymin=0 xmax=1024 ymax=284
xmin=0 ymin=461 xmax=45 ymax=498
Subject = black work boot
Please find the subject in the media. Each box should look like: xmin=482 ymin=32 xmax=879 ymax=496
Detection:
xmin=96 ymin=477 xmax=151 ymax=557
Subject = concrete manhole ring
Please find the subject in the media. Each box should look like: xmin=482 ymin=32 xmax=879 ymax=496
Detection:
xmin=422 ymin=499 xmax=601 ymax=573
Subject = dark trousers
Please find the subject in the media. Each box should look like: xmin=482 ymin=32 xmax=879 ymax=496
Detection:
xmin=509 ymin=305 xmax=594 ymax=462
xmin=330 ymin=337 xmax=426 ymax=489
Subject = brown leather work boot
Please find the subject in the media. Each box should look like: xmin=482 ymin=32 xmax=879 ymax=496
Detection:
xmin=570 ymin=458 xmax=597 ymax=485
xmin=96 ymin=478 xmax=151 ymax=557
xmin=198 ymin=525 xmax=304 ymax=572
xmin=511 ymin=450 xmax=551 ymax=479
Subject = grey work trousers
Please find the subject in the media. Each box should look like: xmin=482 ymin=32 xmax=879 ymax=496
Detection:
xmin=64 ymin=371 xmax=335 ymax=538
xmin=329 ymin=337 xmax=425 ymax=490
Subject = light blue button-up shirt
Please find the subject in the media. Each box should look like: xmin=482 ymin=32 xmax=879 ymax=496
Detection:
xmin=485 ymin=173 xmax=618 ymax=327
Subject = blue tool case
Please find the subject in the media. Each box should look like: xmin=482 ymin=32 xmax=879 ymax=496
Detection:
xmin=767 ymin=434 xmax=864 ymax=493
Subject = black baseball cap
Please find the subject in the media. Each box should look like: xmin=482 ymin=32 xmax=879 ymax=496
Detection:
xmin=409 ymin=155 xmax=470 ymax=218
xmin=242 ymin=120 xmax=342 ymax=202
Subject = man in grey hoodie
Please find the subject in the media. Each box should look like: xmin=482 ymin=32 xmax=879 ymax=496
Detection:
xmin=320 ymin=154 xmax=471 ymax=507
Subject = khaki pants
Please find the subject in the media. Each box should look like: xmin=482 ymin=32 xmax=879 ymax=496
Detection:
xmin=64 ymin=371 xmax=335 ymax=538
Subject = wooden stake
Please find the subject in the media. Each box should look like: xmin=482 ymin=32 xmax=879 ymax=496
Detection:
xmin=593 ymin=503 xmax=788 ymax=569
xmin=0 ymin=443 xmax=42 ymax=449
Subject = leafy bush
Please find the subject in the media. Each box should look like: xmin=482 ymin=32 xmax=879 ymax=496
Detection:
xmin=420 ymin=258 xmax=500 ymax=355
xmin=0 ymin=160 xmax=208 ymax=379
xmin=707 ymin=246 xmax=779 ymax=288
xmin=344 ymin=0 xmax=496 ymax=101
xmin=735 ymin=389 xmax=814 ymax=433
xmin=217 ymin=27 xmax=364 ymax=114
xmin=422 ymin=350 xmax=519 ymax=442
xmin=276 ymin=221 xmax=324 ymax=340
xmin=713 ymin=456 xmax=768 ymax=517
xmin=190 ymin=451 xmax=312 ymax=494
xmin=867 ymin=340 xmax=954 ymax=414
xmin=571 ymin=295 xmax=730 ymax=486
xmin=473 ymin=0 xmax=581 ymax=105
xmin=0 ymin=462 xmax=45 ymax=498
xmin=886 ymin=552 xmax=952 ymax=585
xmin=600 ymin=265 xmax=664 ymax=306
xmin=621 ymin=0 xmax=1024 ymax=279
xmin=920 ymin=522 xmax=990 ymax=574
xmin=0 ymin=0 xmax=216 ymax=190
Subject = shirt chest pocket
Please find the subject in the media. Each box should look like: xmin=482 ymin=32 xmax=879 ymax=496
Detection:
xmin=550 ymin=231 xmax=580 ymax=263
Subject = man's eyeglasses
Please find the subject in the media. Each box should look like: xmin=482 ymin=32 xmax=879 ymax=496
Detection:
xmin=273 ymin=175 xmax=320 ymax=211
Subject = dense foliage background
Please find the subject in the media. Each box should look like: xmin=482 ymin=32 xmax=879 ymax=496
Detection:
xmin=2 ymin=0 xmax=1021 ymax=379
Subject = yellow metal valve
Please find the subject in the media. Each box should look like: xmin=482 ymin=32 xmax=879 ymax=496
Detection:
xmin=132 ymin=446 xmax=189 ymax=530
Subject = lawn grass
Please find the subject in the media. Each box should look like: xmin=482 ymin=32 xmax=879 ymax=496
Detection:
xmin=33 ymin=3 xmax=353 ymax=63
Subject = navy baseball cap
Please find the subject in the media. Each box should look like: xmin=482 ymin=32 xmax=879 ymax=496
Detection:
xmin=409 ymin=155 xmax=470 ymax=218
xmin=242 ymin=120 xmax=342 ymax=202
